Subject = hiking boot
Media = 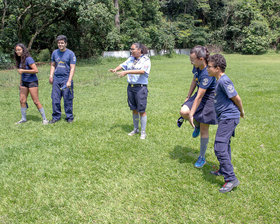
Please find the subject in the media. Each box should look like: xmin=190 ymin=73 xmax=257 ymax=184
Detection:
xmin=177 ymin=116 xmax=184 ymax=128
xmin=128 ymin=128 xmax=139 ymax=136
xmin=140 ymin=131 xmax=146 ymax=140
xmin=192 ymin=126 xmax=200 ymax=138
xmin=210 ymin=170 xmax=222 ymax=176
xmin=219 ymin=179 xmax=240 ymax=193
xmin=15 ymin=119 xmax=27 ymax=124
xmin=194 ymin=156 xmax=206 ymax=168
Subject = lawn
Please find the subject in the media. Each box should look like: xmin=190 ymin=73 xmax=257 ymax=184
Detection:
xmin=0 ymin=54 xmax=279 ymax=223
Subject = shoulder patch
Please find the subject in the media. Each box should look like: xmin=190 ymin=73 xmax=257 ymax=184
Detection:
xmin=227 ymin=84 xmax=234 ymax=93
xmin=202 ymin=78 xmax=209 ymax=86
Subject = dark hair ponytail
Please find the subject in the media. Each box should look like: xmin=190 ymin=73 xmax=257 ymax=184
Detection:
xmin=190 ymin=45 xmax=209 ymax=63
xmin=132 ymin=43 xmax=148 ymax=55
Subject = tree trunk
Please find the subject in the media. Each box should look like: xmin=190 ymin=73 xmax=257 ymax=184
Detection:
xmin=114 ymin=0 xmax=120 ymax=31
xmin=1 ymin=0 xmax=7 ymax=31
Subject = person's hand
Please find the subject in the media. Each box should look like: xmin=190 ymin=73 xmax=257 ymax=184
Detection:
xmin=240 ymin=110 xmax=245 ymax=118
xmin=184 ymin=96 xmax=190 ymax=102
xmin=116 ymin=71 xmax=126 ymax=78
xmin=188 ymin=112 xmax=195 ymax=128
xmin=66 ymin=80 xmax=71 ymax=88
xmin=49 ymin=76 xmax=53 ymax=84
xmin=109 ymin=69 xmax=117 ymax=73
xmin=17 ymin=69 xmax=24 ymax=74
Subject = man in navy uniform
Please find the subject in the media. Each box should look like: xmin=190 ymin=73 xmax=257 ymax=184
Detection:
xmin=49 ymin=35 xmax=76 ymax=123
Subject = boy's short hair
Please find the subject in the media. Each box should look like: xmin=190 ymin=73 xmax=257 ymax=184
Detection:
xmin=208 ymin=54 xmax=227 ymax=72
xmin=56 ymin=35 xmax=67 ymax=43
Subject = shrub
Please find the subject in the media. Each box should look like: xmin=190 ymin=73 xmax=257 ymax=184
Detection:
xmin=37 ymin=49 xmax=50 ymax=62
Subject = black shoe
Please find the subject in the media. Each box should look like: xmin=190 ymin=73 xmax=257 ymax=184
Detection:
xmin=49 ymin=119 xmax=59 ymax=124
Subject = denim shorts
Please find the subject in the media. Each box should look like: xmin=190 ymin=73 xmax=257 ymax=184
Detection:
xmin=21 ymin=80 xmax=39 ymax=88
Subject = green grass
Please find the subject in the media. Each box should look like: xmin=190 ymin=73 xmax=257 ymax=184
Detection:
xmin=0 ymin=54 xmax=279 ymax=223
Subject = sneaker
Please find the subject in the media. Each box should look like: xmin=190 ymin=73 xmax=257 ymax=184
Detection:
xmin=67 ymin=119 xmax=73 ymax=123
xmin=194 ymin=156 xmax=206 ymax=168
xmin=192 ymin=126 xmax=200 ymax=138
xmin=128 ymin=128 xmax=139 ymax=136
xmin=177 ymin=116 xmax=184 ymax=128
xmin=49 ymin=119 xmax=59 ymax=124
xmin=140 ymin=131 xmax=146 ymax=140
xmin=15 ymin=119 xmax=27 ymax=124
xmin=219 ymin=179 xmax=240 ymax=193
xmin=210 ymin=170 xmax=222 ymax=176
xmin=42 ymin=120 xmax=48 ymax=125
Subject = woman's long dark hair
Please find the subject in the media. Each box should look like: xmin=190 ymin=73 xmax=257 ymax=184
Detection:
xmin=14 ymin=43 xmax=31 ymax=69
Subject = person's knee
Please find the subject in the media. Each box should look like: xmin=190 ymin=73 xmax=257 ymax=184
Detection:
xmin=20 ymin=97 xmax=27 ymax=105
xmin=180 ymin=107 xmax=190 ymax=118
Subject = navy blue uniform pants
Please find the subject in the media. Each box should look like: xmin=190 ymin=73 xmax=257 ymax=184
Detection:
xmin=51 ymin=79 xmax=74 ymax=121
xmin=214 ymin=118 xmax=239 ymax=182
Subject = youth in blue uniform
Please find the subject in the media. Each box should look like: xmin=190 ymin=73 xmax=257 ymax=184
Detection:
xmin=49 ymin=35 xmax=76 ymax=123
xmin=109 ymin=43 xmax=151 ymax=139
xmin=207 ymin=54 xmax=245 ymax=193
xmin=178 ymin=46 xmax=217 ymax=168
xmin=14 ymin=43 xmax=48 ymax=124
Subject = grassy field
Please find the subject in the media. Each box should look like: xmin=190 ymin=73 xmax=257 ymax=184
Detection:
xmin=0 ymin=54 xmax=279 ymax=223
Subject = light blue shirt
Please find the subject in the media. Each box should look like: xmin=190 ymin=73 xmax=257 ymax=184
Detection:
xmin=120 ymin=55 xmax=151 ymax=84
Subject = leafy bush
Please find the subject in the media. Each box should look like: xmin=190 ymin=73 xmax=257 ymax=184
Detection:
xmin=37 ymin=49 xmax=50 ymax=62
xmin=0 ymin=51 xmax=12 ymax=69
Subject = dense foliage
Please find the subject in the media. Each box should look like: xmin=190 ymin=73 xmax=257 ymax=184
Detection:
xmin=1 ymin=0 xmax=280 ymax=60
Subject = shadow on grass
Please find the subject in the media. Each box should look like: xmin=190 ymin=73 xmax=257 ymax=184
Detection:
xmin=26 ymin=114 xmax=42 ymax=122
xmin=109 ymin=123 xmax=133 ymax=133
xmin=170 ymin=145 xmax=224 ymax=187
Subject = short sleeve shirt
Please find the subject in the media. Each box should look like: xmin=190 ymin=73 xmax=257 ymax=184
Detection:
xmin=21 ymin=56 xmax=38 ymax=82
xmin=192 ymin=66 xmax=216 ymax=90
xmin=120 ymin=55 xmax=151 ymax=85
xmin=214 ymin=74 xmax=240 ymax=120
xmin=51 ymin=49 xmax=76 ymax=80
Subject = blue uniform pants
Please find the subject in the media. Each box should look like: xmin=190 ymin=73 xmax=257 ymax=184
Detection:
xmin=214 ymin=118 xmax=239 ymax=182
xmin=51 ymin=79 xmax=74 ymax=121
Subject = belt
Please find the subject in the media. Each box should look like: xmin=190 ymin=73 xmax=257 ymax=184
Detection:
xmin=128 ymin=84 xmax=147 ymax=87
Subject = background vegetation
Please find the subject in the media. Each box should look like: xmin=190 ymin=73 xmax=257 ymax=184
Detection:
xmin=1 ymin=0 xmax=280 ymax=65
xmin=0 ymin=55 xmax=279 ymax=223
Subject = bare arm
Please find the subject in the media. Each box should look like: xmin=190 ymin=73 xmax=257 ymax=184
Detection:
xmin=185 ymin=78 xmax=197 ymax=102
xmin=17 ymin=63 xmax=38 ymax=74
xmin=49 ymin=62 xmax=55 ymax=84
xmin=231 ymin=94 xmax=245 ymax=118
xmin=66 ymin=64 xmax=76 ymax=88
xmin=109 ymin=65 xmax=122 ymax=73
xmin=115 ymin=69 xmax=145 ymax=78
xmin=188 ymin=87 xmax=207 ymax=127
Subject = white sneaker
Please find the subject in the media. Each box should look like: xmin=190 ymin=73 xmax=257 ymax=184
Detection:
xmin=42 ymin=120 xmax=48 ymax=125
xmin=140 ymin=131 xmax=146 ymax=140
xmin=128 ymin=128 xmax=139 ymax=136
xmin=15 ymin=119 xmax=27 ymax=124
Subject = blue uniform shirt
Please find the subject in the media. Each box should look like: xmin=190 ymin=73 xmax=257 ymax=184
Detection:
xmin=214 ymin=74 xmax=240 ymax=121
xmin=51 ymin=49 xmax=76 ymax=80
xmin=120 ymin=55 xmax=151 ymax=85
xmin=21 ymin=56 xmax=38 ymax=82
xmin=192 ymin=66 xmax=216 ymax=90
